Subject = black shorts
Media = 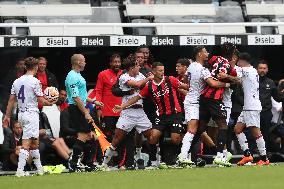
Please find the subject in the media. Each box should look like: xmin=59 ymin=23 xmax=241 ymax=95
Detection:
xmin=69 ymin=105 xmax=93 ymax=133
xmin=101 ymin=116 xmax=119 ymax=141
xmin=154 ymin=113 xmax=184 ymax=134
xmin=199 ymin=96 xmax=227 ymax=123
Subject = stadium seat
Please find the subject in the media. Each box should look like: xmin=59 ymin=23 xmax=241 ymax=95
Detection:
xmin=4 ymin=19 xmax=28 ymax=35
xmin=220 ymin=0 xmax=239 ymax=6
xmin=251 ymin=17 xmax=275 ymax=34
xmin=131 ymin=18 xmax=154 ymax=35
xmin=42 ymin=104 xmax=61 ymax=138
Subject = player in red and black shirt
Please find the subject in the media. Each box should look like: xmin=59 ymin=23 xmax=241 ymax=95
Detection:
xmin=199 ymin=42 xmax=239 ymax=166
xmin=113 ymin=62 xmax=189 ymax=166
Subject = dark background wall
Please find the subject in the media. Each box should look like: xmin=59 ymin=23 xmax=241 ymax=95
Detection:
xmin=0 ymin=45 xmax=283 ymax=90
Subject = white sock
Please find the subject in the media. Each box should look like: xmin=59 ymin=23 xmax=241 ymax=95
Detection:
xmin=17 ymin=149 xmax=29 ymax=172
xmin=216 ymin=152 xmax=223 ymax=159
xmin=30 ymin=149 xmax=42 ymax=170
xmin=256 ymin=136 xmax=266 ymax=156
xmin=136 ymin=147 xmax=142 ymax=159
xmin=223 ymin=149 xmax=228 ymax=159
xmin=180 ymin=132 xmax=195 ymax=159
xmin=236 ymin=132 xmax=249 ymax=152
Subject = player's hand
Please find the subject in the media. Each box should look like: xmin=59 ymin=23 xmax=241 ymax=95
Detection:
xmin=85 ymin=113 xmax=94 ymax=124
xmin=2 ymin=116 xmax=10 ymax=128
xmin=94 ymin=101 xmax=104 ymax=107
xmin=147 ymin=74 xmax=154 ymax=80
xmin=89 ymin=131 xmax=98 ymax=140
xmin=113 ymin=105 xmax=123 ymax=113
xmin=218 ymin=72 xmax=228 ymax=80
xmin=129 ymin=89 xmax=135 ymax=95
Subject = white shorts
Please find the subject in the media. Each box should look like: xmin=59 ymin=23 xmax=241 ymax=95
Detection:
xmin=237 ymin=110 xmax=261 ymax=128
xmin=184 ymin=103 xmax=199 ymax=123
xmin=18 ymin=111 xmax=39 ymax=139
xmin=116 ymin=108 xmax=152 ymax=134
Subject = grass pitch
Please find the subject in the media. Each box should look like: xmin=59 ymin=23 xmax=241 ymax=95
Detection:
xmin=1 ymin=164 xmax=284 ymax=189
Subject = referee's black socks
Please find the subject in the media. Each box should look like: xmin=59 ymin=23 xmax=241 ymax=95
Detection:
xmin=217 ymin=129 xmax=227 ymax=153
xmin=71 ymin=139 xmax=85 ymax=166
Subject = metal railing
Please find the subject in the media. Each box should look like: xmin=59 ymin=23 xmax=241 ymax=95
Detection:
xmin=1 ymin=22 xmax=284 ymax=35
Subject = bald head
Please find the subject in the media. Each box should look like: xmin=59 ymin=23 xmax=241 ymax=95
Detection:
xmin=71 ymin=54 xmax=86 ymax=72
xmin=71 ymin=54 xmax=84 ymax=66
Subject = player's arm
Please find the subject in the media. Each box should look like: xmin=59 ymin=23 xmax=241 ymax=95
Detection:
xmin=178 ymin=82 xmax=189 ymax=90
xmin=37 ymin=96 xmax=54 ymax=106
xmin=205 ymin=77 xmax=229 ymax=88
xmin=127 ymin=75 xmax=153 ymax=89
xmin=113 ymin=95 xmax=142 ymax=113
xmin=177 ymin=88 xmax=188 ymax=96
xmin=86 ymin=97 xmax=104 ymax=107
xmin=218 ymin=72 xmax=241 ymax=84
xmin=73 ymin=97 xmax=93 ymax=123
xmin=3 ymin=94 xmax=17 ymax=127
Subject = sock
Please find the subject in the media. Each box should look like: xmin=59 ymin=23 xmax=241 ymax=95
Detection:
xmin=83 ymin=140 xmax=96 ymax=166
xmin=223 ymin=149 xmax=228 ymax=159
xmin=30 ymin=149 xmax=42 ymax=170
xmin=149 ymin=144 xmax=157 ymax=162
xmin=180 ymin=132 xmax=195 ymax=159
xmin=136 ymin=147 xmax=142 ymax=159
xmin=71 ymin=139 xmax=85 ymax=166
xmin=17 ymin=149 xmax=29 ymax=172
xmin=236 ymin=132 xmax=249 ymax=153
xmin=216 ymin=152 xmax=223 ymax=159
xmin=256 ymin=135 xmax=266 ymax=156
xmin=217 ymin=129 xmax=227 ymax=153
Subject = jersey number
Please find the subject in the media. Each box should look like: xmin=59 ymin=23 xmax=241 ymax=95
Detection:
xmin=18 ymin=85 xmax=25 ymax=103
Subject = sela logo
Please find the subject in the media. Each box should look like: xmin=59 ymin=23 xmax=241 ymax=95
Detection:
xmin=180 ymin=36 xmax=215 ymax=45
xmin=10 ymin=38 xmax=32 ymax=47
xmin=81 ymin=37 xmax=104 ymax=46
xmin=248 ymin=35 xmax=282 ymax=45
xmin=220 ymin=36 xmax=242 ymax=45
xmin=110 ymin=36 xmax=146 ymax=46
xmin=39 ymin=37 xmax=76 ymax=47
xmin=47 ymin=37 xmax=69 ymax=46
xmin=152 ymin=37 xmax=174 ymax=45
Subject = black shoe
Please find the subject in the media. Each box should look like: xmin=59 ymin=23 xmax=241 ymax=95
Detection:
xmin=196 ymin=158 xmax=206 ymax=167
xmin=125 ymin=165 xmax=136 ymax=170
xmin=68 ymin=160 xmax=81 ymax=173
xmin=85 ymin=164 xmax=100 ymax=172
xmin=136 ymin=159 xmax=145 ymax=170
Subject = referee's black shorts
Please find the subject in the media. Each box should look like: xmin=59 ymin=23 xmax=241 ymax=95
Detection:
xmin=68 ymin=104 xmax=93 ymax=133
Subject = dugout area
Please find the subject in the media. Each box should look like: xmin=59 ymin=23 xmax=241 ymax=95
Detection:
xmin=0 ymin=45 xmax=284 ymax=90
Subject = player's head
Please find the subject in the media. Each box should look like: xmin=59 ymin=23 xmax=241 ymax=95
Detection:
xmin=135 ymin=51 xmax=145 ymax=66
xmin=137 ymin=45 xmax=150 ymax=62
xmin=15 ymin=58 xmax=25 ymax=73
xmin=56 ymin=89 xmax=67 ymax=105
xmin=109 ymin=53 xmax=121 ymax=73
xmin=152 ymin=62 xmax=164 ymax=80
xmin=257 ymin=59 xmax=269 ymax=77
xmin=176 ymin=58 xmax=190 ymax=75
xmin=193 ymin=46 xmax=209 ymax=63
xmin=237 ymin=52 xmax=251 ymax=68
xmin=71 ymin=54 xmax=86 ymax=72
xmin=12 ymin=120 xmax=22 ymax=138
xmin=38 ymin=57 xmax=47 ymax=73
xmin=221 ymin=42 xmax=238 ymax=61
xmin=123 ymin=54 xmax=140 ymax=75
xmin=24 ymin=57 xmax=38 ymax=73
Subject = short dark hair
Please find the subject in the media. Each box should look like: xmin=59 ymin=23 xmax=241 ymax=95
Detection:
xmin=110 ymin=53 xmax=121 ymax=63
xmin=177 ymin=58 xmax=190 ymax=67
xmin=221 ymin=42 xmax=237 ymax=61
xmin=152 ymin=62 xmax=164 ymax=69
xmin=24 ymin=57 xmax=38 ymax=70
xmin=122 ymin=54 xmax=136 ymax=70
xmin=238 ymin=52 xmax=251 ymax=62
xmin=193 ymin=46 xmax=205 ymax=60
xmin=257 ymin=59 xmax=269 ymax=68
xmin=137 ymin=45 xmax=149 ymax=51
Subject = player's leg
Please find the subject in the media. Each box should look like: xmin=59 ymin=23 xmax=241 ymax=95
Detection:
xmin=16 ymin=139 xmax=31 ymax=177
xmin=30 ymin=138 xmax=44 ymax=175
xmin=148 ymin=128 xmax=162 ymax=167
xmin=248 ymin=111 xmax=269 ymax=165
xmin=234 ymin=112 xmax=253 ymax=166
xmin=180 ymin=103 xmax=200 ymax=162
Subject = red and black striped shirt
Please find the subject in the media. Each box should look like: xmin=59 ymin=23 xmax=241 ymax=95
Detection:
xmin=139 ymin=76 xmax=182 ymax=116
xmin=201 ymin=56 xmax=237 ymax=100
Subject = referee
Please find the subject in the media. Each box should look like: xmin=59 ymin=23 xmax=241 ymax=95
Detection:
xmin=65 ymin=54 xmax=103 ymax=172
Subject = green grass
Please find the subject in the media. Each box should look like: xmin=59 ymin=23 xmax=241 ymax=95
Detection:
xmin=1 ymin=164 xmax=284 ymax=189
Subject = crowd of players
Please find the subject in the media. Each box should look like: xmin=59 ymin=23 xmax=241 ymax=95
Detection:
xmin=1 ymin=43 xmax=284 ymax=176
